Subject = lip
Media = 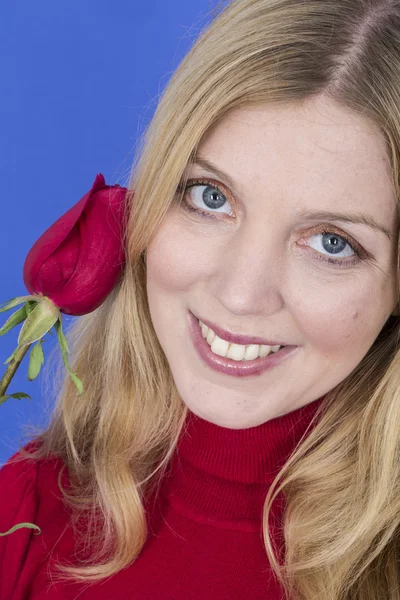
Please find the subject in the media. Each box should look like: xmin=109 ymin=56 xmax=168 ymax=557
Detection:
xmin=191 ymin=311 xmax=288 ymax=347
xmin=188 ymin=310 xmax=298 ymax=378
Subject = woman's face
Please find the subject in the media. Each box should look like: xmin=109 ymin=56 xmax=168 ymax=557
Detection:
xmin=146 ymin=96 xmax=399 ymax=429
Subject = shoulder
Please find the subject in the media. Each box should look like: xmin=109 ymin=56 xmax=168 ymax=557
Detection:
xmin=0 ymin=441 xmax=43 ymax=532
xmin=0 ymin=440 xmax=67 ymax=507
xmin=0 ymin=441 xmax=72 ymax=599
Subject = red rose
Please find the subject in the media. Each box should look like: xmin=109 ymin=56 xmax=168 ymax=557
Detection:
xmin=23 ymin=174 xmax=128 ymax=316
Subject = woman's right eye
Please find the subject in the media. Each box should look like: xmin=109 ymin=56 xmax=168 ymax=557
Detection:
xmin=177 ymin=179 xmax=235 ymax=219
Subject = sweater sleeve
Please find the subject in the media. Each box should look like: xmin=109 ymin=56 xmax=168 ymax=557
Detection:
xmin=0 ymin=443 xmax=40 ymax=600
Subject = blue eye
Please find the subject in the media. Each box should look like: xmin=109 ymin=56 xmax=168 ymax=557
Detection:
xmin=177 ymin=179 xmax=233 ymax=218
xmin=307 ymin=231 xmax=356 ymax=259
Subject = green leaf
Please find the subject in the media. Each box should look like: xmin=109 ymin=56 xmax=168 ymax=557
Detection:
xmin=0 ymin=295 xmax=40 ymax=313
xmin=28 ymin=339 xmax=45 ymax=381
xmin=69 ymin=372 xmax=83 ymax=396
xmin=17 ymin=298 xmax=60 ymax=349
xmin=0 ymin=522 xmax=41 ymax=536
xmin=54 ymin=319 xmax=83 ymax=396
xmin=0 ymin=305 xmax=28 ymax=336
xmin=0 ymin=392 xmax=32 ymax=406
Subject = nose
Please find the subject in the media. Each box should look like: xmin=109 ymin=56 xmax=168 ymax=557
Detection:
xmin=210 ymin=224 xmax=285 ymax=317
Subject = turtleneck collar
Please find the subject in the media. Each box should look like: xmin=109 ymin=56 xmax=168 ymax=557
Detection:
xmin=159 ymin=397 xmax=325 ymax=532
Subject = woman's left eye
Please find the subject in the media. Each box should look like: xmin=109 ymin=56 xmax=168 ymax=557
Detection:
xmin=176 ymin=178 xmax=368 ymax=267
xmin=295 ymin=226 xmax=369 ymax=266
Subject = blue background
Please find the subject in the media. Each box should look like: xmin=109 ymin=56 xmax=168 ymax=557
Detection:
xmin=0 ymin=0 xmax=219 ymax=464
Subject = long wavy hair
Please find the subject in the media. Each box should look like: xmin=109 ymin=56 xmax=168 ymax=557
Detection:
xmin=14 ymin=0 xmax=400 ymax=597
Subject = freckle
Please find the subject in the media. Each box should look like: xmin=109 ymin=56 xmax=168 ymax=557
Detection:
xmin=352 ymin=312 xmax=359 ymax=320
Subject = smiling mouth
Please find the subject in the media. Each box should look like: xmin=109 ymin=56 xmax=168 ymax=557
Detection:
xmin=188 ymin=310 xmax=298 ymax=378
xmin=196 ymin=317 xmax=285 ymax=361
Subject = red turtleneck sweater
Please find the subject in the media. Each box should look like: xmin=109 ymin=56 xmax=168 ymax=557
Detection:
xmin=0 ymin=398 xmax=323 ymax=599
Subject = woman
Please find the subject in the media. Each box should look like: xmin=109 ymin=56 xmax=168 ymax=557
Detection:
xmin=1 ymin=0 xmax=400 ymax=598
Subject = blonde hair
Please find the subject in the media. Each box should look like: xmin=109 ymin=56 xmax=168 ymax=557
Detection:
xmin=15 ymin=0 xmax=400 ymax=597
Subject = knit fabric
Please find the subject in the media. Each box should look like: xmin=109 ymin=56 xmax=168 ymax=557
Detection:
xmin=0 ymin=397 xmax=324 ymax=599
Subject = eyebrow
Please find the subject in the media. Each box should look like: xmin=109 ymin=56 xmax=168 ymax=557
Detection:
xmin=189 ymin=153 xmax=395 ymax=241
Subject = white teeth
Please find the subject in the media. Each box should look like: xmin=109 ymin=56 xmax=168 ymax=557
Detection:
xmin=198 ymin=319 xmax=283 ymax=361
xmin=201 ymin=322 xmax=209 ymax=339
xmin=206 ymin=328 xmax=216 ymax=345
xmin=211 ymin=336 xmax=230 ymax=358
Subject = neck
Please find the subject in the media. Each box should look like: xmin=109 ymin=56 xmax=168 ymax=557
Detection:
xmin=157 ymin=397 xmax=325 ymax=532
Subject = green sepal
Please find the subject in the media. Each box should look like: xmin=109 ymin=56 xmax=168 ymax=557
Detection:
xmin=25 ymin=301 xmax=37 ymax=316
xmin=0 ymin=295 xmax=41 ymax=313
xmin=28 ymin=339 xmax=45 ymax=381
xmin=54 ymin=318 xmax=83 ymax=396
xmin=1 ymin=302 xmax=45 ymax=361
xmin=0 ymin=522 xmax=41 ymax=536
xmin=0 ymin=304 xmax=29 ymax=337
xmin=0 ymin=392 xmax=32 ymax=407
xmin=4 ymin=347 xmax=20 ymax=365
xmin=17 ymin=298 xmax=60 ymax=349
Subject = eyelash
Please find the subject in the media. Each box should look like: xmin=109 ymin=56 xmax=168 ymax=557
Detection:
xmin=176 ymin=177 xmax=369 ymax=268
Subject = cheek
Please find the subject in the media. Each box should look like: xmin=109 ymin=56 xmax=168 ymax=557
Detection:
xmin=145 ymin=219 xmax=212 ymax=293
xmin=301 ymin=308 xmax=364 ymax=351
xmin=291 ymin=276 xmax=387 ymax=354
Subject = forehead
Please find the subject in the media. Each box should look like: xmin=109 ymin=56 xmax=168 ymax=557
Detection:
xmin=196 ymin=97 xmax=396 ymax=224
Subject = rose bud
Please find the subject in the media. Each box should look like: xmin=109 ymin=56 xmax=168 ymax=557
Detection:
xmin=22 ymin=173 xmax=128 ymax=316
xmin=0 ymin=174 xmax=129 ymax=403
